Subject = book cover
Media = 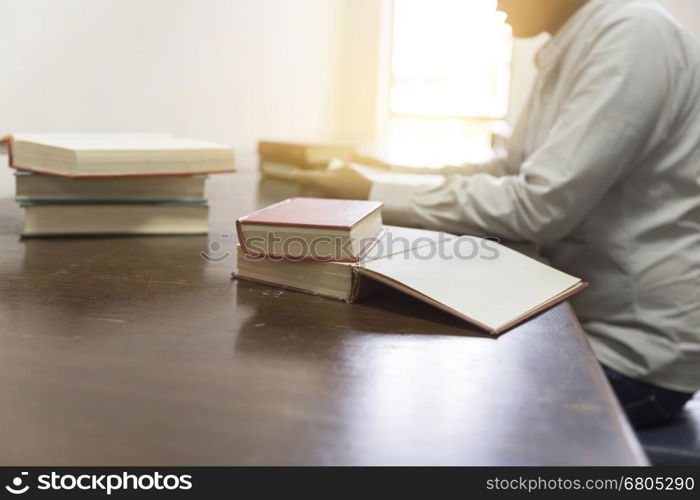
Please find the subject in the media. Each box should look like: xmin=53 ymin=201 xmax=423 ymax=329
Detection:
xmin=238 ymin=198 xmax=383 ymax=230
xmin=236 ymin=198 xmax=384 ymax=263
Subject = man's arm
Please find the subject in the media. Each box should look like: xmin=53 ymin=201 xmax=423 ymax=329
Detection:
xmin=350 ymin=152 xmax=516 ymax=176
xmin=294 ymin=153 xmax=515 ymax=201
xmin=370 ymin=15 xmax=673 ymax=243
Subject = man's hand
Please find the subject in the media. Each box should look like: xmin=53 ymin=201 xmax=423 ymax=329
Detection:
xmin=295 ymin=165 xmax=373 ymax=200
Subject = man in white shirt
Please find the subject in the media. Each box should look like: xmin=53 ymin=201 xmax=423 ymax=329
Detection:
xmin=297 ymin=0 xmax=700 ymax=429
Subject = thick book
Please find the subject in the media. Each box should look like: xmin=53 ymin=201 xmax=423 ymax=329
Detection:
xmin=236 ymin=198 xmax=384 ymax=262
xmin=15 ymin=171 xmax=207 ymax=203
xmin=258 ymin=141 xmax=356 ymax=168
xmin=2 ymin=133 xmax=235 ymax=178
xmin=259 ymin=160 xmax=314 ymax=180
xmin=21 ymin=202 xmax=209 ymax=237
xmin=235 ymin=226 xmax=587 ymax=335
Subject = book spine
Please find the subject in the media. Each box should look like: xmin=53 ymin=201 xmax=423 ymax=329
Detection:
xmin=349 ymin=268 xmax=363 ymax=303
xmin=235 ymin=219 xmax=247 ymax=254
xmin=1 ymin=135 xmax=14 ymax=168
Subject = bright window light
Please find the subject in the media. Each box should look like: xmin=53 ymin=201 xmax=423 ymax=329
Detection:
xmin=385 ymin=0 xmax=512 ymax=167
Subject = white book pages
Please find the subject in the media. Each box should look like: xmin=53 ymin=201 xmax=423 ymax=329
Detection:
xmin=364 ymin=225 xmax=449 ymax=260
xmin=7 ymin=133 xmax=235 ymax=176
xmin=359 ymin=236 xmax=583 ymax=333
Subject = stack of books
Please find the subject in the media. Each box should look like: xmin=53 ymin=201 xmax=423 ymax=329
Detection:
xmin=234 ymin=198 xmax=587 ymax=334
xmin=257 ymin=141 xmax=356 ymax=180
xmin=3 ymin=134 xmax=235 ymax=236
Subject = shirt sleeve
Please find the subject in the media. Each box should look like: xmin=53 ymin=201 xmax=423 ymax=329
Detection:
xmin=442 ymin=154 xmax=517 ymax=177
xmin=370 ymin=15 xmax=673 ymax=243
xmin=369 ymin=152 xmax=519 ymax=227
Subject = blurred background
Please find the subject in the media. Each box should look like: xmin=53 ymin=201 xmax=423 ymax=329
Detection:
xmin=1 ymin=0 xmax=698 ymax=197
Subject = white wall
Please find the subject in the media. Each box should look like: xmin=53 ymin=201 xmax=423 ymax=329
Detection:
xmin=0 ymin=0 xmax=349 ymax=197
xmin=334 ymin=0 xmax=385 ymax=144
xmin=662 ymin=0 xmax=700 ymax=41
xmin=2 ymin=0 xmax=699 ymax=199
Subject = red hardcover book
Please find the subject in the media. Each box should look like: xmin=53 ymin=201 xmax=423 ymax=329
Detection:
xmin=1 ymin=134 xmax=235 ymax=178
xmin=236 ymin=198 xmax=384 ymax=263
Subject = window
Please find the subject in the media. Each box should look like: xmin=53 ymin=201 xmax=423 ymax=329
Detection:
xmin=383 ymin=0 xmax=512 ymax=167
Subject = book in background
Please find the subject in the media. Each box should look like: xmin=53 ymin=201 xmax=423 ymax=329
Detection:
xmin=257 ymin=141 xmax=356 ymax=181
xmin=3 ymin=133 xmax=235 ymax=237
xmin=257 ymin=141 xmax=449 ymax=205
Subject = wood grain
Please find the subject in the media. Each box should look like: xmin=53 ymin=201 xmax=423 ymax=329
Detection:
xmin=0 ymin=169 xmax=647 ymax=465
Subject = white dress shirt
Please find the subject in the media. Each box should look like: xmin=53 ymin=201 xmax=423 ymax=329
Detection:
xmin=370 ymin=0 xmax=700 ymax=392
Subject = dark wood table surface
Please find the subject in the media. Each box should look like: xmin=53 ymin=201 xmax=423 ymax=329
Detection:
xmin=0 ymin=168 xmax=647 ymax=466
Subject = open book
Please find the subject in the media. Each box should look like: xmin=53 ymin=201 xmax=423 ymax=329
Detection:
xmin=235 ymin=226 xmax=586 ymax=334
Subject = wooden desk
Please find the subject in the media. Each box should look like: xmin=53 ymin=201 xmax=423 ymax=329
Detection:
xmin=0 ymin=170 xmax=647 ymax=466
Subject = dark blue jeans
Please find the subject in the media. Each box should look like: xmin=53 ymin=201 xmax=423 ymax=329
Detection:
xmin=602 ymin=365 xmax=695 ymax=429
